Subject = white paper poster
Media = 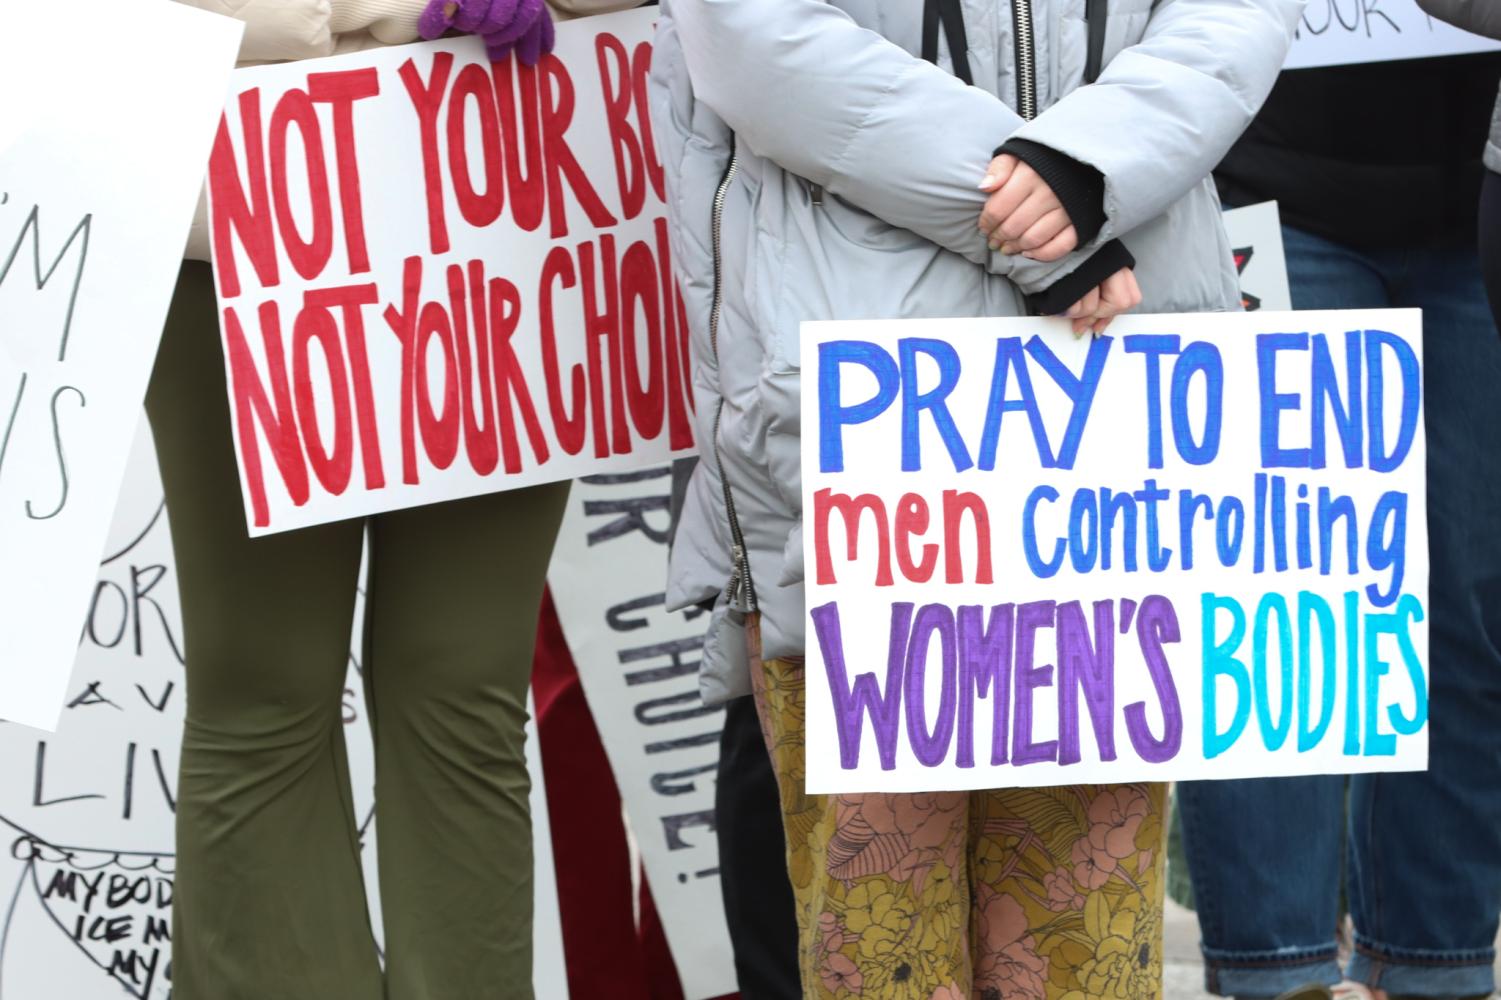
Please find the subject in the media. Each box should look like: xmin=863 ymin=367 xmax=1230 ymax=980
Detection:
xmin=1222 ymin=202 xmax=1293 ymax=314
xmin=801 ymin=310 xmax=1429 ymax=793
xmin=0 ymin=423 xmax=568 ymax=999
xmin=547 ymin=467 xmax=738 ymax=1000
xmin=0 ymin=0 xmax=242 ymax=731
xmin=207 ymin=9 xmax=695 ymax=537
xmin=1287 ymin=0 xmax=1501 ymax=67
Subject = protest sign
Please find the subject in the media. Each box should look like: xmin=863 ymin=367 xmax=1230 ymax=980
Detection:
xmin=207 ymin=8 xmax=694 ymax=536
xmin=0 ymin=422 xmax=569 ymax=999
xmin=1222 ymin=202 xmax=1292 ymax=313
xmin=801 ymin=310 xmax=1428 ymax=793
xmin=547 ymin=464 xmax=737 ymax=1000
xmin=0 ymin=0 xmax=241 ymax=731
xmin=1286 ymin=0 xmax=1501 ymax=67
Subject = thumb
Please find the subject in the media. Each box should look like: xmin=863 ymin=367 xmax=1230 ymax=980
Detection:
xmin=979 ymin=155 xmax=1016 ymax=192
xmin=418 ymin=0 xmax=460 ymax=39
xmin=514 ymin=12 xmax=553 ymax=65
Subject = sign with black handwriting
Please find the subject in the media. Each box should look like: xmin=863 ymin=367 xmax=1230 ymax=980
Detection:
xmin=547 ymin=466 xmax=737 ymax=1000
xmin=0 ymin=0 xmax=241 ymax=730
xmin=1287 ymin=0 xmax=1501 ymax=67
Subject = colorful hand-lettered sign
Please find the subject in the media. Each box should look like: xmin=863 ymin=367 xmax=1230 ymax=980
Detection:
xmin=207 ymin=9 xmax=694 ymax=536
xmin=801 ymin=310 xmax=1428 ymax=792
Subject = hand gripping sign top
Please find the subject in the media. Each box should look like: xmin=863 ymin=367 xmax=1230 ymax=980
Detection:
xmin=206 ymin=8 xmax=695 ymax=535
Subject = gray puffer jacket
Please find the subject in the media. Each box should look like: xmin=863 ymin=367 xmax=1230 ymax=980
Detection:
xmin=650 ymin=0 xmax=1303 ymax=706
xmin=1416 ymin=0 xmax=1501 ymax=172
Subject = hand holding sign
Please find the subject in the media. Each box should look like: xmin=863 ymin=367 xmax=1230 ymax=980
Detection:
xmin=418 ymin=0 xmax=557 ymax=64
xmin=1063 ymin=268 xmax=1142 ymax=337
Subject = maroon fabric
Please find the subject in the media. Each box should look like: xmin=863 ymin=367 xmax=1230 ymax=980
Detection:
xmin=639 ymin=881 xmax=686 ymax=1000
xmin=533 ymin=589 xmax=736 ymax=999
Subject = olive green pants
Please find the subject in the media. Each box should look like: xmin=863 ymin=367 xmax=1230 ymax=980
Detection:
xmin=147 ymin=263 xmax=567 ymax=1000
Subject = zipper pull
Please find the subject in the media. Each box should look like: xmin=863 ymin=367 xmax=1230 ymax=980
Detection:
xmin=726 ymin=544 xmax=754 ymax=613
xmin=808 ymin=181 xmax=824 ymax=207
xmin=726 ymin=559 xmax=742 ymax=609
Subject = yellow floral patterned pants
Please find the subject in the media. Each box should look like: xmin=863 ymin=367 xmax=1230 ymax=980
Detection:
xmin=748 ymin=623 xmax=1167 ymax=1000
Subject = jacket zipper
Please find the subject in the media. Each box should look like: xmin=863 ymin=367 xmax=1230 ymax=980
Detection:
xmin=707 ymin=10 xmax=1032 ymax=616
xmin=1012 ymin=0 xmax=1038 ymax=120
xmin=708 ymin=138 xmax=757 ymax=614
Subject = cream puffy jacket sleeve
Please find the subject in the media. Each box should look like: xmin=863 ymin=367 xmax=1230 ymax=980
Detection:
xmin=176 ymin=0 xmax=642 ymax=63
xmin=550 ymin=0 xmax=647 ymax=21
xmin=173 ymin=0 xmax=428 ymax=62
xmin=179 ymin=0 xmax=646 ymax=258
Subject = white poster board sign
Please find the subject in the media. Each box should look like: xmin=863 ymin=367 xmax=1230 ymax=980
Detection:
xmin=1222 ymin=202 xmax=1293 ymax=313
xmin=547 ymin=467 xmax=737 ymax=1000
xmin=1287 ymin=0 xmax=1501 ymax=67
xmin=208 ymin=9 xmax=695 ymax=537
xmin=0 ymin=423 xmax=568 ymax=999
xmin=0 ymin=0 xmax=241 ymax=731
xmin=801 ymin=310 xmax=1429 ymax=793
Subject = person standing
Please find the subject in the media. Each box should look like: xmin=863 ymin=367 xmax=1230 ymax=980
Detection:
xmin=1415 ymin=0 xmax=1501 ymax=331
xmin=157 ymin=2 xmax=637 ymax=997
xmin=1176 ymin=48 xmax=1501 ymax=1000
xmin=651 ymin=0 xmax=1301 ymax=996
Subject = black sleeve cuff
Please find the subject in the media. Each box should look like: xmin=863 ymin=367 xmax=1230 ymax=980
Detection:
xmin=1024 ymin=240 xmax=1136 ymax=316
xmin=996 ymin=138 xmax=1108 ymax=246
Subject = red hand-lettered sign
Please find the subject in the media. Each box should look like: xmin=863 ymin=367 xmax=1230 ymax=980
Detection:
xmin=207 ymin=9 xmax=694 ymax=535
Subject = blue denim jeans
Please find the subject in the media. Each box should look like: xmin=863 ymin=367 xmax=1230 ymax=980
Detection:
xmin=1177 ymin=224 xmax=1501 ymax=999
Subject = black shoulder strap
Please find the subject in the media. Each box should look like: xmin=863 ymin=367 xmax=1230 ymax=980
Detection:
xmin=921 ymin=0 xmax=975 ymax=86
xmin=922 ymin=0 xmax=942 ymax=69
xmin=1085 ymin=0 xmax=1109 ymax=83
xmin=938 ymin=0 xmax=975 ymax=85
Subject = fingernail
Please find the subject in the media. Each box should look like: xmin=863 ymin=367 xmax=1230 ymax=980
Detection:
xmin=988 ymin=240 xmax=1001 ymax=251
xmin=980 ymin=174 xmax=996 ymax=188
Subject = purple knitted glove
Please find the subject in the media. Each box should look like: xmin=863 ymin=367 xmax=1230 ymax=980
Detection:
xmin=489 ymin=8 xmax=554 ymax=66
xmin=419 ymin=0 xmax=556 ymax=65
